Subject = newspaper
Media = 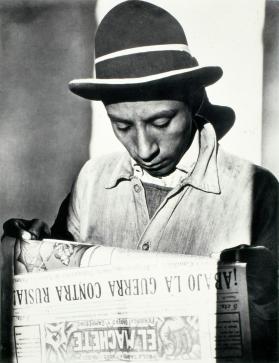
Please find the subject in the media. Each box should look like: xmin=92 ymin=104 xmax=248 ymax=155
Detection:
xmin=11 ymin=239 xmax=251 ymax=363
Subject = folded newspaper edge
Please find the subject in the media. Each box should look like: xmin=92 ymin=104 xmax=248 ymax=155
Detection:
xmin=11 ymin=238 xmax=252 ymax=363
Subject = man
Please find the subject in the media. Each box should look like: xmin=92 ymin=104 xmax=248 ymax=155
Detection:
xmin=3 ymin=1 xmax=278 ymax=360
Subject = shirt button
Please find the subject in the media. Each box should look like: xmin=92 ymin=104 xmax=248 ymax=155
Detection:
xmin=134 ymin=184 xmax=141 ymax=193
xmin=142 ymin=242 xmax=150 ymax=251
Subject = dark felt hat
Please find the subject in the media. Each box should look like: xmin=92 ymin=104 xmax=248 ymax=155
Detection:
xmin=69 ymin=0 xmax=235 ymax=138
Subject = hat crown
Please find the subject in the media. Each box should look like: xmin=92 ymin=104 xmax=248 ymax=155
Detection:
xmin=94 ymin=1 xmax=198 ymax=80
xmin=69 ymin=0 xmax=225 ymax=121
xmin=95 ymin=1 xmax=188 ymax=58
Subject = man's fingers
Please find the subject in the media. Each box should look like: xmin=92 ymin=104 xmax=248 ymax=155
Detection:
xmin=27 ymin=219 xmax=51 ymax=240
xmin=21 ymin=231 xmax=32 ymax=240
xmin=219 ymin=244 xmax=270 ymax=263
xmin=3 ymin=219 xmax=30 ymax=239
xmin=3 ymin=218 xmax=51 ymax=241
xmin=219 ymin=244 xmax=249 ymax=262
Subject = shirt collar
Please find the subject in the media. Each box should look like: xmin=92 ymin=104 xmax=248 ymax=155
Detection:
xmin=105 ymin=122 xmax=220 ymax=194
xmin=176 ymin=130 xmax=199 ymax=172
xmin=187 ymin=122 xmax=220 ymax=194
xmin=105 ymin=151 xmax=133 ymax=189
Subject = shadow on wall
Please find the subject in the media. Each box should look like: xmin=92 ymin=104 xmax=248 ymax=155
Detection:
xmin=262 ymin=0 xmax=279 ymax=179
xmin=0 ymin=0 xmax=97 ymax=229
xmin=253 ymin=3 xmax=279 ymax=355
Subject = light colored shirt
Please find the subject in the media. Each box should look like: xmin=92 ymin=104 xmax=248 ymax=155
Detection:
xmin=67 ymin=122 xmax=278 ymax=257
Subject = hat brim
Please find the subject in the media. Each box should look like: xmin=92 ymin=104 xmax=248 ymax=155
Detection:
xmin=69 ymin=66 xmax=223 ymax=101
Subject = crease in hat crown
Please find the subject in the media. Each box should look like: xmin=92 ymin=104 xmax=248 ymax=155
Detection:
xmin=69 ymin=0 xmax=223 ymax=101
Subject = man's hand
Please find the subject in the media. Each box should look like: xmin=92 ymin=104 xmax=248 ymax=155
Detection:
xmin=3 ymin=218 xmax=51 ymax=241
xmin=220 ymin=244 xmax=278 ymax=361
xmin=220 ymin=244 xmax=277 ymax=308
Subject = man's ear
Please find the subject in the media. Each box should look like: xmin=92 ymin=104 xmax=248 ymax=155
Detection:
xmin=184 ymin=87 xmax=205 ymax=131
xmin=190 ymin=87 xmax=205 ymax=116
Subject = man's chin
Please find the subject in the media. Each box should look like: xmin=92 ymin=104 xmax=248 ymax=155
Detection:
xmin=144 ymin=164 xmax=175 ymax=178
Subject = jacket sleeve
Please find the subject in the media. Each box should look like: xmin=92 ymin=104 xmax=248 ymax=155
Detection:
xmin=250 ymin=167 xmax=278 ymax=361
xmin=251 ymin=166 xmax=279 ymax=258
xmin=50 ymin=193 xmax=75 ymax=241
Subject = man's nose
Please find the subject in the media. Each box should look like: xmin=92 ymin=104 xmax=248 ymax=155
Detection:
xmin=135 ymin=129 xmax=158 ymax=162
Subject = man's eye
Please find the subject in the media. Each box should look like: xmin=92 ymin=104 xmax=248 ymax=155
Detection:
xmin=152 ymin=118 xmax=171 ymax=128
xmin=115 ymin=122 xmax=131 ymax=131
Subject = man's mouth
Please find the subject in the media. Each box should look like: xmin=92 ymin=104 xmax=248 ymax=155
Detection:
xmin=140 ymin=159 xmax=168 ymax=171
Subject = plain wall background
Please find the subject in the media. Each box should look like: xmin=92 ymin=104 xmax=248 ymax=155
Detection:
xmin=0 ymin=0 xmax=96 ymax=226
xmin=0 ymin=0 xmax=278 ymax=229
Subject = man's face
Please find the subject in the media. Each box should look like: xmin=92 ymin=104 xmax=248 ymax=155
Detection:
xmin=105 ymin=100 xmax=194 ymax=177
